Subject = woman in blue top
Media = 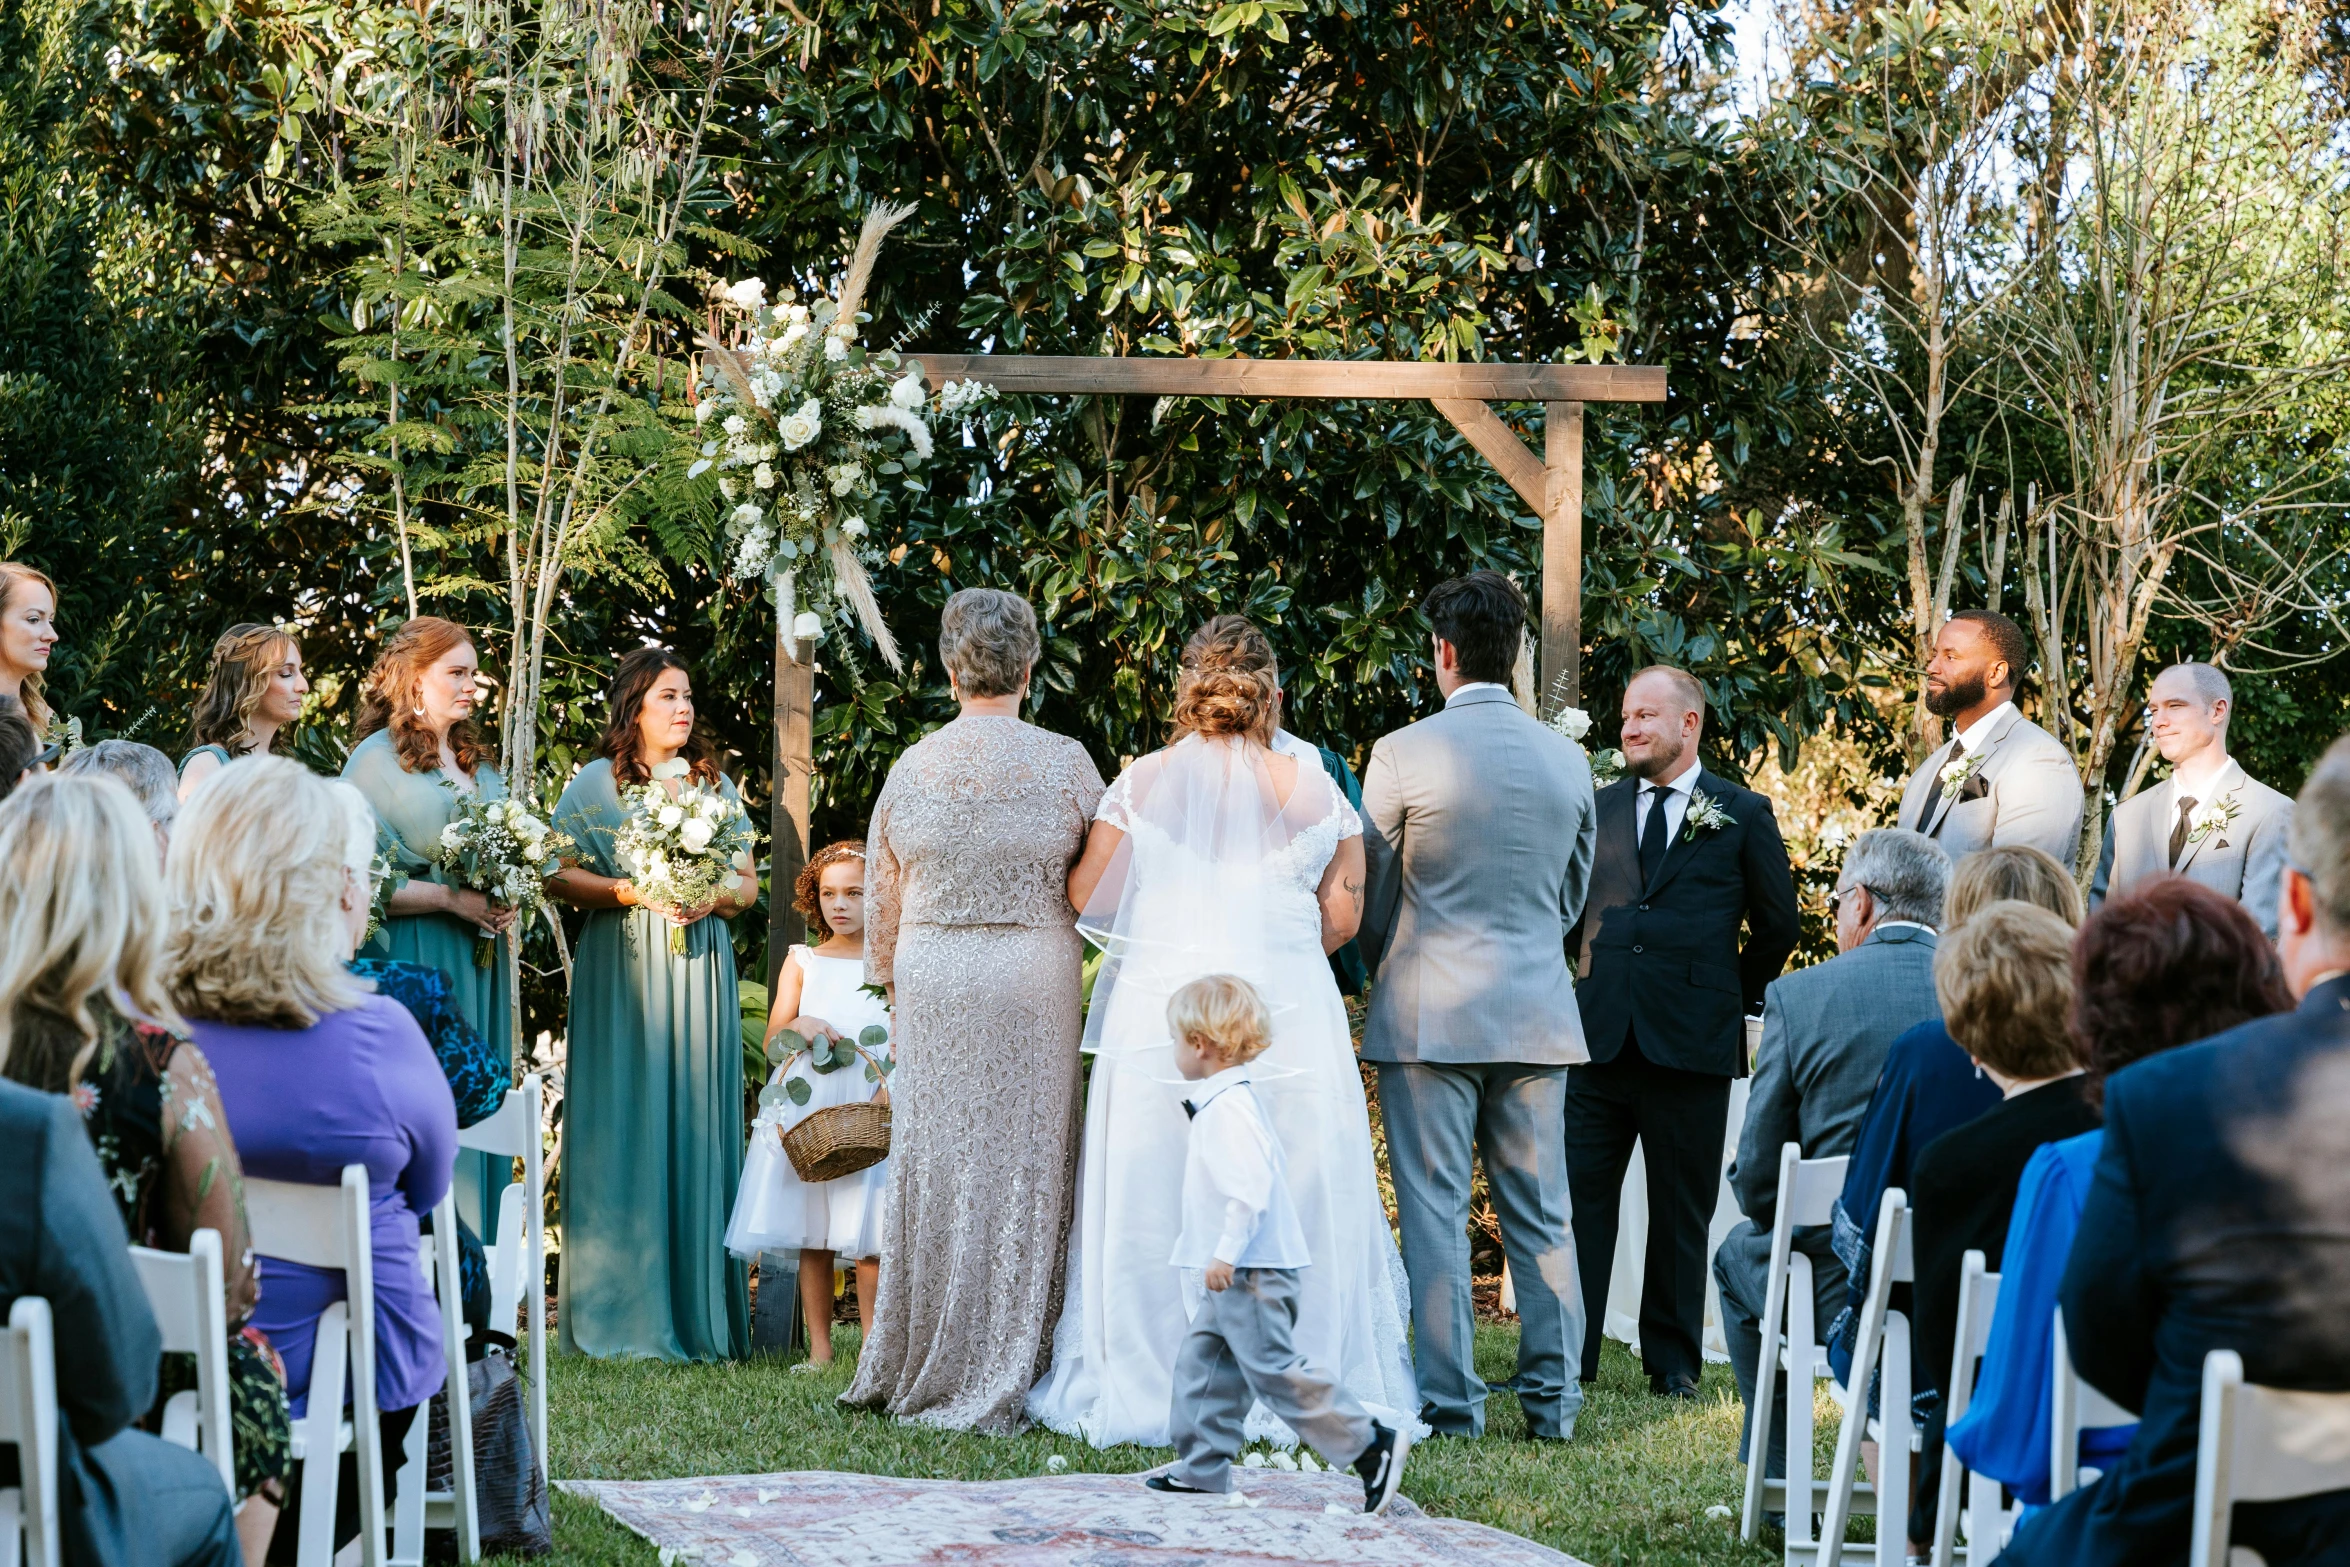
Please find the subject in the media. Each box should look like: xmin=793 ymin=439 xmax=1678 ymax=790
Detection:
xmin=179 ymin=623 xmax=310 ymax=801
xmin=1946 ymin=875 xmax=2288 ymax=1508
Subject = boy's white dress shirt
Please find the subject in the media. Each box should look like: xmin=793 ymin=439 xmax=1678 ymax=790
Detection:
xmin=1169 ymin=1064 xmax=1312 ymax=1270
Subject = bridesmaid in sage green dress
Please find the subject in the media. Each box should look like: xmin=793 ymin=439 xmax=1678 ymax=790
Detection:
xmin=547 ymin=646 xmax=756 ymax=1361
xmin=177 ymin=623 xmax=309 ymax=801
xmin=341 ymin=615 xmax=520 ymax=1237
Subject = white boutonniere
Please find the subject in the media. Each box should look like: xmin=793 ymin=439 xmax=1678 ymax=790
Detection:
xmin=1683 ymin=791 xmax=1733 ymax=841
xmin=1589 ymin=748 xmax=1627 ymax=787
xmin=1939 ymin=748 xmax=1983 ymax=792
xmin=2187 ymin=794 xmax=2241 ymax=845
xmin=1548 ymin=705 xmax=1593 ymax=741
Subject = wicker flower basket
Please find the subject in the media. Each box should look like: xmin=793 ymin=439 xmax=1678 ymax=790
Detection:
xmin=776 ymin=1040 xmax=892 ymax=1183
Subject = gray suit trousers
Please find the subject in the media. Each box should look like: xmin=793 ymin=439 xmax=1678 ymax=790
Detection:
xmin=1168 ymin=1268 xmax=1373 ymax=1490
xmin=1377 ymin=1061 xmax=1582 ymax=1439
xmin=1713 ymin=1218 xmax=1846 ymax=1480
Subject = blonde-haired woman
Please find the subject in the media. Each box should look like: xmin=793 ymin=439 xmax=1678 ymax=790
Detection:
xmin=0 ymin=772 xmax=290 ymax=1562
xmin=341 ymin=615 xmax=515 ymax=1234
xmin=171 ymin=757 xmax=456 ymax=1558
xmin=179 ymin=624 xmax=310 ymax=800
xmin=1028 ymin=614 xmax=1417 ymax=1447
xmin=0 ymin=561 xmax=60 ymax=734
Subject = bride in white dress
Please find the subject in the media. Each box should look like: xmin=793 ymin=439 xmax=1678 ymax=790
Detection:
xmin=1027 ymin=616 xmax=1418 ymax=1447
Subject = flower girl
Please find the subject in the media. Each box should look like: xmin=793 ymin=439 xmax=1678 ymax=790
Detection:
xmin=725 ymin=839 xmax=892 ymax=1367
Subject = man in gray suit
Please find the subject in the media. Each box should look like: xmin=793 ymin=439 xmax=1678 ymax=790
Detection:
xmin=2091 ymin=661 xmax=2293 ymax=937
xmin=1359 ymin=570 xmax=1597 ymax=1442
xmin=1713 ymin=828 xmax=1950 ymax=1481
xmin=1896 ymin=610 xmax=2084 ymax=868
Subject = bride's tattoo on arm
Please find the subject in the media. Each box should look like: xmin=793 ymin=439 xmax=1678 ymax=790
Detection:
xmin=1345 ymin=876 xmax=1365 ymax=913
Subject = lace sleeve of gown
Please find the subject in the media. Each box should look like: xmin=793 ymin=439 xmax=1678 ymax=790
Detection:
xmin=863 ymin=766 xmax=904 ymax=988
xmin=1095 ymin=764 xmax=1137 ymax=831
xmin=156 ymin=1043 xmax=260 ymax=1326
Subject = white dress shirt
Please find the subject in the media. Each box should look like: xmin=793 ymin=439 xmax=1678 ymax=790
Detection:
xmin=1169 ymin=1066 xmax=1312 ymax=1270
xmin=1950 ymin=699 xmax=2017 ymax=759
xmin=1632 ymin=758 xmax=1702 ymax=845
xmin=1443 ymin=681 xmax=1511 ymax=705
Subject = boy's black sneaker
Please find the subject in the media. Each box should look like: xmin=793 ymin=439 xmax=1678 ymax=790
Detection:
xmin=1352 ymin=1422 xmax=1412 ymax=1515
xmin=1144 ymin=1473 xmax=1212 ymax=1495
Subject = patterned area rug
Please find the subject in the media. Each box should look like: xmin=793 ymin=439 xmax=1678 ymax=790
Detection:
xmin=561 ymin=1469 xmax=1591 ymax=1565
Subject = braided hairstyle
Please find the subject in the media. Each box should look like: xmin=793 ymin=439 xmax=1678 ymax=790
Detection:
xmin=1170 ymin=615 xmax=1279 ymax=745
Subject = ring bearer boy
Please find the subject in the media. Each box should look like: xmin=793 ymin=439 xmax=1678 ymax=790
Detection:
xmin=1145 ymin=975 xmax=1412 ymax=1514
xmin=2091 ymin=661 xmax=2293 ymax=938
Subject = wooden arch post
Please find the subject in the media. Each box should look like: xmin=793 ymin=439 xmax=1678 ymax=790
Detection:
xmin=763 ymin=354 xmax=1666 ymax=970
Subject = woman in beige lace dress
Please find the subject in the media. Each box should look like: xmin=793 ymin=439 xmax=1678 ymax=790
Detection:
xmin=842 ymin=588 xmax=1105 ymax=1432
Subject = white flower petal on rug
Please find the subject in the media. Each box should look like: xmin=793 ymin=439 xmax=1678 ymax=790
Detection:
xmin=732 ymin=1506 xmax=754 ymax=1516
xmin=730 ymin=1554 xmax=758 ymax=1567
xmin=1045 ymin=1455 xmax=1068 ymax=1473
xmin=755 ymin=1490 xmax=780 ymax=1503
xmin=683 ymin=1492 xmax=715 ymax=1513
xmin=1326 ymin=1503 xmax=1353 ymax=1515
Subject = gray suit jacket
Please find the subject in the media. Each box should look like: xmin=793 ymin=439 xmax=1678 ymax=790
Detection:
xmin=1727 ymin=924 xmax=1943 ymax=1232
xmin=1897 ymin=705 xmax=2084 ymax=870
xmin=1359 ymin=686 xmax=1597 ymax=1065
xmin=2090 ymin=760 xmax=2293 ymax=938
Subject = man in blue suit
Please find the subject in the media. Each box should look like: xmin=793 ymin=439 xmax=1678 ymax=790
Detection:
xmin=1566 ymin=665 xmax=1801 ymax=1397
xmin=2005 ymin=735 xmax=2350 ymax=1565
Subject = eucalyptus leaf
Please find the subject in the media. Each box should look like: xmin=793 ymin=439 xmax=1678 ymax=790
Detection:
xmin=859 ymin=1025 xmax=889 ymax=1050
xmin=757 ymin=1082 xmax=794 ymax=1109
xmin=784 ymin=1076 xmax=812 ymax=1106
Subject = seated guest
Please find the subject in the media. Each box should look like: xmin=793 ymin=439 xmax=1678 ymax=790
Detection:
xmin=60 ymin=738 xmax=180 ymax=855
xmin=1716 ymin=827 xmax=1949 ymax=1484
xmin=165 ymin=757 xmax=457 ymax=1562
xmin=2001 ymin=737 xmax=2350 ymax=1565
xmin=0 ymin=773 xmax=292 ymax=1563
xmin=1828 ymin=843 xmax=2085 ymax=1372
xmin=0 ymin=691 xmax=44 ymax=797
xmin=1947 ymin=876 xmax=2289 ymax=1508
xmin=0 ymin=1074 xmax=240 ymax=1566
xmin=1911 ymin=903 xmax=2101 ymax=1431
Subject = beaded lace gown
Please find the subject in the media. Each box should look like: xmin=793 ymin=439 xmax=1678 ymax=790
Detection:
xmin=841 ymin=715 xmax=1105 ymax=1432
xmin=1026 ymin=731 xmax=1420 ymax=1447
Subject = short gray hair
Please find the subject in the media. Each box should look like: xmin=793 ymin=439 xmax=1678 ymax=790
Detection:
xmin=938 ymin=588 xmax=1040 ymax=699
xmin=2291 ymin=735 xmax=2350 ymax=934
xmin=59 ymin=741 xmax=178 ymax=831
xmin=2159 ymin=661 xmax=2233 ymax=710
xmin=1839 ymin=827 xmax=1951 ymax=927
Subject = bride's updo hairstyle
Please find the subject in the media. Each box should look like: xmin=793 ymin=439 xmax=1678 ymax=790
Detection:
xmin=1171 ymin=615 xmax=1279 ymax=746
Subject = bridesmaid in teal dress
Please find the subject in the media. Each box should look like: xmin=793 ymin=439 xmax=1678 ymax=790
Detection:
xmin=547 ymin=646 xmax=755 ymax=1361
xmin=340 ymin=616 xmax=520 ymax=1237
xmin=178 ymin=623 xmax=309 ymax=801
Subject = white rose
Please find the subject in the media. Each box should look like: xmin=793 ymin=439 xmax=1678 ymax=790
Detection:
xmin=679 ymin=818 xmax=715 ymax=855
xmin=842 ymin=517 xmax=868 ymax=538
xmin=731 ymin=502 xmax=764 ymax=529
xmin=786 ymin=303 xmax=810 ymax=324
xmin=828 ymin=464 xmax=862 ymax=497
xmin=659 ymin=803 xmax=685 ymax=829
xmin=1551 ymin=706 xmax=1593 ymax=741
xmin=694 ymin=400 xmax=715 ymax=425
xmin=792 ymin=611 xmax=825 ymax=641
xmin=721 ymin=278 xmax=767 ymax=312
xmin=722 ymin=413 xmax=747 ymax=437
xmin=780 ymin=321 xmax=809 ymax=351
xmin=440 ymin=823 xmax=464 ymax=850
xmin=823 ymin=335 xmax=848 ymax=363
xmin=778 ymin=409 xmax=819 ymax=451
xmin=890 ymin=373 xmax=926 ymax=410
xmin=752 ymin=463 xmax=776 ymax=491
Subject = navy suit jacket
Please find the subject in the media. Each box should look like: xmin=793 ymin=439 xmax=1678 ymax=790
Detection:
xmin=2007 ymin=975 xmax=2350 ymax=1566
xmin=1569 ymin=765 xmax=1801 ymax=1077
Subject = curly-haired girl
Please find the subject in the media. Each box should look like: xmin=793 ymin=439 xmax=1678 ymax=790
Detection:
xmin=726 ymin=839 xmax=893 ymax=1368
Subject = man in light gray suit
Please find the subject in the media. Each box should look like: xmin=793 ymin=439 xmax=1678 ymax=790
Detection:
xmin=1359 ymin=570 xmax=1596 ymax=1442
xmin=1896 ymin=610 xmax=2084 ymax=868
xmin=1713 ymin=828 xmax=1949 ymax=1481
xmin=2092 ymin=662 xmax=2293 ymax=937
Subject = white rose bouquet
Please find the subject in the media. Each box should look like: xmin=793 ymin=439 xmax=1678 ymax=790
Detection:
xmin=433 ymin=790 xmax=574 ymax=968
xmin=613 ymin=769 xmax=758 ymax=956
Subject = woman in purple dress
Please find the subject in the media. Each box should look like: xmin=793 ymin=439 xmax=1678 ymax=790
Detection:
xmin=166 ymin=755 xmax=457 ymax=1559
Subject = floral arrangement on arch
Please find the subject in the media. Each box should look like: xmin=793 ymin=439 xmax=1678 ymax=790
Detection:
xmin=692 ymin=202 xmax=998 ymax=674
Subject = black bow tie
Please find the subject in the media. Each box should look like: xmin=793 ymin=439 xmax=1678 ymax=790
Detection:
xmin=1182 ymin=1099 xmax=1198 ymax=1120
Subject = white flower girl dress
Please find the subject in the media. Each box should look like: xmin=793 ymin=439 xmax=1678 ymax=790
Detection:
xmin=725 ymin=945 xmax=893 ymax=1259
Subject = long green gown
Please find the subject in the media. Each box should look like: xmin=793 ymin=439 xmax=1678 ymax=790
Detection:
xmin=342 ymin=727 xmax=514 ymax=1238
xmin=552 ymin=758 xmax=750 ymax=1361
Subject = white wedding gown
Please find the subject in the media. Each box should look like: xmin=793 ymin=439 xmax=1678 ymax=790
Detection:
xmin=1026 ymin=731 xmax=1419 ymax=1447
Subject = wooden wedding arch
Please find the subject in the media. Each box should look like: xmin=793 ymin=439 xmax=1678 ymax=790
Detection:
xmin=760 ymin=353 xmax=1667 ymax=964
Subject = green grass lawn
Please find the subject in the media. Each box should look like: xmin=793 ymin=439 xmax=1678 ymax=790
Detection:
xmin=533 ymin=1326 xmax=1825 ymax=1567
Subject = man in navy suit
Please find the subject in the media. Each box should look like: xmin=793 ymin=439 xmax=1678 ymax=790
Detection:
xmin=2004 ymin=734 xmax=2350 ymax=1565
xmin=1566 ymin=665 xmax=1801 ymax=1396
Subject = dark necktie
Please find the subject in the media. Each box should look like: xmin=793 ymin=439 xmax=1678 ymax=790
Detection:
xmin=1639 ymin=783 xmax=1670 ymax=885
xmin=1181 ymin=1099 xmax=1198 ymax=1120
xmin=1916 ymin=735 xmax=1966 ymax=831
xmin=2169 ymin=795 xmax=2198 ymax=868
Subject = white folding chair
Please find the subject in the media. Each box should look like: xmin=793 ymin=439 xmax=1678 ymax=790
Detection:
xmin=128 ymin=1228 xmax=235 ymax=1494
xmin=1929 ymin=1250 xmax=2020 ymax=1567
xmin=390 ymin=1196 xmax=477 ymax=1566
xmin=244 ymin=1165 xmax=387 ymax=1567
xmin=461 ymin=1077 xmax=545 ymax=1472
xmin=2190 ymin=1349 xmax=2350 ymax=1567
xmin=0 ymin=1296 xmax=60 ymax=1567
xmin=1741 ymin=1144 xmax=1851 ymax=1546
xmin=2051 ymin=1310 xmax=2137 ymax=1498
xmin=1815 ymin=1185 xmax=1918 ymax=1567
